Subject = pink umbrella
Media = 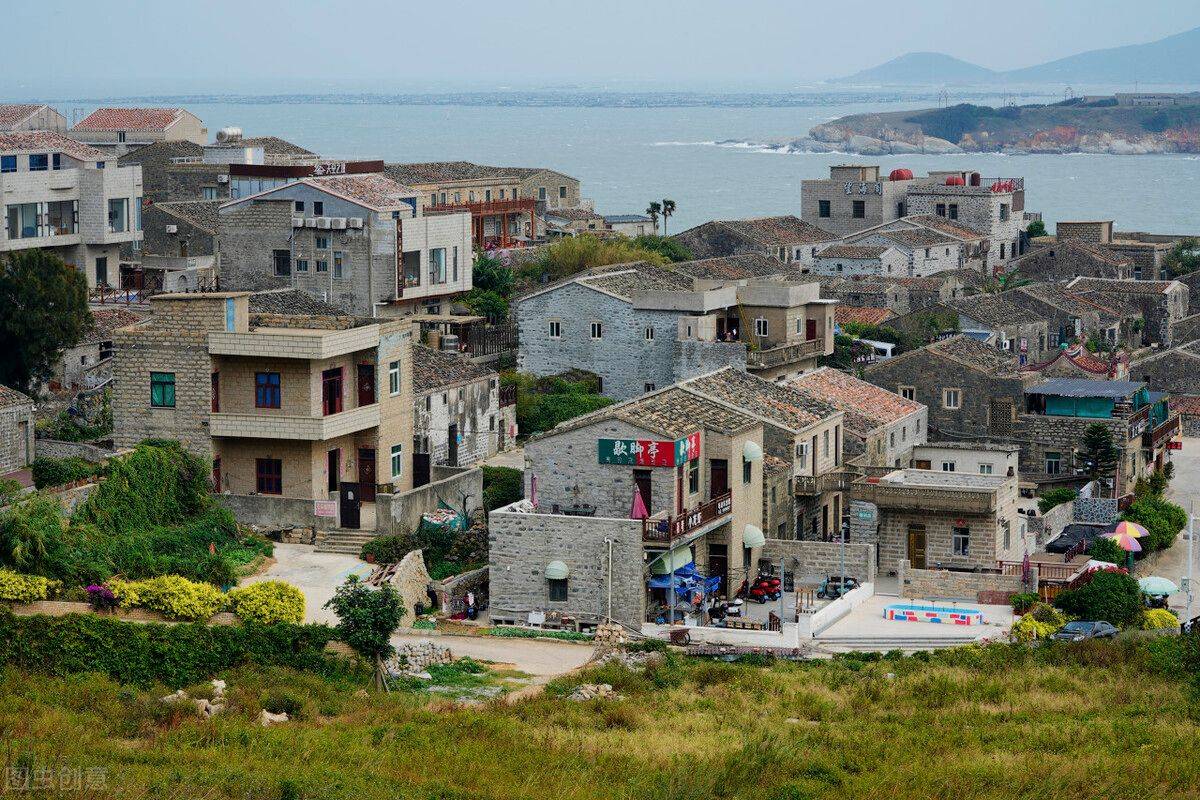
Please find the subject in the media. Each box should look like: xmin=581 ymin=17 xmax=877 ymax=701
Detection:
xmin=630 ymin=486 xmax=648 ymax=520
xmin=1106 ymin=531 xmax=1143 ymax=553
xmin=1111 ymin=521 xmax=1148 ymax=539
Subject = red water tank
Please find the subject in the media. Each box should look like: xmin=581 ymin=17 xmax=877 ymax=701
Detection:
xmin=990 ymin=179 xmax=1013 ymax=193
xmin=969 ymin=172 xmax=981 ymax=186
xmin=945 ymin=175 xmax=966 ymax=186
xmin=888 ymin=168 xmax=913 ymax=181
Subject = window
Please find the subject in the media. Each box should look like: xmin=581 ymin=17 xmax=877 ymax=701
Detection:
xmin=316 ymin=235 xmax=330 ymax=249
xmin=28 ymin=153 xmax=48 ymax=171
xmin=979 ymin=463 xmax=994 ymax=475
xmin=852 ymin=200 xmax=865 ymax=218
xmin=935 ymin=203 xmax=946 ymax=217
xmin=948 ymin=203 xmax=958 ymax=220
xmin=429 ymin=248 xmax=447 ymax=283
xmin=942 ymin=388 xmax=961 ymax=410
xmin=1000 ymin=243 xmax=1006 ymax=259
xmin=818 ymin=199 xmax=831 ymax=218
xmin=590 ymin=321 xmax=603 ymax=339
xmin=452 ymin=246 xmax=459 ymax=282
xmin=688 ymin=460 xmax=699 ymax=493
xmin=548 ymin=320 xmax=562 ymax=339
xmin=742 ymin=458 xmax=752 ymax=484
xmin=117 ymin=131 xmax=126 ymax=143
xmin=313 ymin=201 xmax=324 ymax=216
xmin=644 ymin=383 xmax=656 ymax=393
xmin=294 ymin=200 xmax=305 ymax=213
xmin=255 ymin=372 xmax=281 ymax=409
xmin=901 ymin=426 xmax=907 ymax=442
xmin=272 ymin=249 xmax=291 ymax=276
xmin=256 ymin=458 xmax=282 ymax=495
xmin=51 ymin=153 xmax=62 ymax=170
xmin=644 ymin=326 xmax=654 ymax=341
xmin=150 ymin=372 xmax=175 ymax=408
xmin=754 ymin=318 xmax=768 ymax=337
xmin=107 ymin=198 xmax=128 ymax=233
xmin=388 ymin=360 xmax=401 ymax=395
xmin=0 ymin=155 xmax=15 ymax=173
xmin=333 ymin=251 xmax=345 ymax=278
xmin=390 ymin=444 xmax=403 ymax=479
xmin=1000 ymin=203 xmax=1010 ymax=221
xmin=322 ymin=368 xmax=343 ymax=416
xmin=47 ymin=200 xmax=76 ymax=235
xmin=211 ymin=372 xmax=220 ymax=412
xmin=823 ymin=430 xmax=830 ymax=457
xmin=538 ymin=187 xmax=547 ymax=200
xmin=890 ymin=431 xmax=896 ymax=448
xmin=1045 ymin=451 xmax=1062 ymax=475
xmin=941 ymin=461 xmax=956 ymax=472
xmin=5 ymin=203 xmax=37 ymax=239
xmin=548 ymin=578 xmax=568 ymax=601
xmin=952 ymin=526 xmax=970 ymax=557
xmin=499 ymin=189 xmax=506 ymax=199
xmin=796 ymin=318 xmax=803 ymax=335
xmin=295 ymin=258 xmax=309 ymax=272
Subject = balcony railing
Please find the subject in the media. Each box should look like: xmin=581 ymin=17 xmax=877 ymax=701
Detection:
xmin=1143 ymin=414 xmax=1180 ymax=450
xmin=426 ymin=198 xmax=535 ymax=216
xmin=794 ymin=471 xmax=852 ymax=496
xmin=642 ymin=491 xmax=733 ymax=543
xmin=746 ymin=338 xmax=824 ymax=370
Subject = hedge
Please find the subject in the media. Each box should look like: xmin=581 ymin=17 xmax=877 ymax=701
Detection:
xmin=29 ymin=457 xmax=103 ymax=490
xmin=227 ymin=581 xmax=305 ymax=625
xmin=0 ymin=612 xmax=349 ymax=687
xmin=107 ymin=575 xmax=228 ymax=621
xmin=0 ymin=569 xmax=60 ymax=603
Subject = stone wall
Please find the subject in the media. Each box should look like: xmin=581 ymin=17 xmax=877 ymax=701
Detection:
xmin=391 ymin=549 xmax=434 ymax=627
xmin=760 ymin=538 xmax=877 ymax=584
xmin=435 ymin=565 xmax=488 ymax=615
xmin=414 ymin=375 xmax=500 ymax=468
xmin=216 ymin=492 xmax=340 ymax=532
xmin=488 ymin=503 xmax=646 ymax=629
xmin=33 ymin=438 xmax=115 ymax=462
xmin=897 ymin=560 xmax=1030 ymax=602
xmin=1072 ymin=496 xmax=1119 ymax=525
xmin=0 ymin=399 xmax=34 ymax=474
xmin=379 ymin=466 xmax=483 ymax=534
xmin=1028 ymin=498 xmax=1074 ymax=546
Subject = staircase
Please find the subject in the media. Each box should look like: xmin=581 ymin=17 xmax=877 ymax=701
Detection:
xmin=815 ymin=634 xmax=981 ymax=654
xmin=315 ymin=528 xmax=377 ymax=555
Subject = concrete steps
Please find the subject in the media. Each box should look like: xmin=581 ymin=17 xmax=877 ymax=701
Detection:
xmin=816 ymin=635 xmax=979 ymax=653
xmin=314 ymin=529 xmax=377 ymax=555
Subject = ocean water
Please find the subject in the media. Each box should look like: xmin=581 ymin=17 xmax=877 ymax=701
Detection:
xmin=165 ymin=99 xmax=1200 ymax=234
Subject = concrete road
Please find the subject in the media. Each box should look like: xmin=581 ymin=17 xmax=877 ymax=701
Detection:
xmin=1137 ymin=437 xmax=1200 ymax=617
xmin=241 ymin=543 xmax=371 ymax=625
xmin=483 ymin=447 xmax=524 ymax=470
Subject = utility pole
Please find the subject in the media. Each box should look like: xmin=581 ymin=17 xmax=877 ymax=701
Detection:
xmin=1187 ymin=501 xmax=1195 ymax=623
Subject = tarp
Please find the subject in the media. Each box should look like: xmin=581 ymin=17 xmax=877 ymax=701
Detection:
xmin=647 ymin=561 xmax=721 ymax=598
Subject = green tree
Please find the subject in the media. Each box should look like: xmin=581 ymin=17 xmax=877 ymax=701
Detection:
xmin=0 ymin=250 xmax=92 ymax=392
xmin=1053 ymin=569 xmax=1142 ymax=628
xmin=1037 ymin=487 xmax=1078 ymax=515
xmin=462 ymin=289 xmax=508 ymax=321
xmin=631 ymin=235 xmax=692 ymax=263
xmin=1122 ymin=496 xmax=1188 ymax=552
xmin=1162 ymin=237 xmax=1200 ymax=278
xmin=324 ymin=575 xmax=404 ymax=690
xmin=1086 ymin=536 xmax=1125 ymax=565
xmin=472 ymin=254 xmax=515 ymax=298
xmin=1026 ymin=220 xmax=1047 ymax=238
xmin=645 ymin=201 xmax=661 ymax=231
xmin=660 ymin=199 xmax=676 ymax=235
xmin=1079 ymin=423 xmax=1120 ymax=489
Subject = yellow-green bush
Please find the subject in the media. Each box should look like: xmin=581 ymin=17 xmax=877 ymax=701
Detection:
xmin=1011 ymin=614 xmax=1061 ymax=642
xmin=1140 ymin=608 xmax=1180 ymax=630
xmin=107 ymin=575 xmax=226 ymax=621
xmin=227 ymin=581 xmax=305 ymax=625
xmin=0 ymin=569 xmax=60 ymax=603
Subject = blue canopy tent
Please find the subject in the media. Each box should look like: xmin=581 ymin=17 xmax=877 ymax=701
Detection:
xmin=646 ymin=562 xmax=721 ymax=599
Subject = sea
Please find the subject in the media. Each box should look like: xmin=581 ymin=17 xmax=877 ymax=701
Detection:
xmin=67 ymin=91 xmax=1200 ymax=234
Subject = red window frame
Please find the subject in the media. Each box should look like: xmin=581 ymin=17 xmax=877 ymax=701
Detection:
xmin=211 ymin=371 xmax=220 ymax=412
xmin=322 ymin=367 xmax=344 ymax=416
xmin=255 ymin=458 xmax=282 ymax=495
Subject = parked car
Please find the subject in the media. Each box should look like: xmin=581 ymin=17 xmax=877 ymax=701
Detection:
xmin=1050 ymin=620 xmax=1118 ymax=642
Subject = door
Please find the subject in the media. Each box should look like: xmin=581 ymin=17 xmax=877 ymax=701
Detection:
xmin=708 ymin=543 xmax=728 ymax=598
xmin=327 ymin=449 xmax=340 ymax=493
xmin=914 ymin=459 xmax=931 ymax=470
xmin=95 ymin=257 xmax=108 ymax=288
xmin=716 ymin=317 xmax=727 ymax=340
xmin=357 ymin=364 xmax=376 ymax=406
xmin=413 ymin=452 xmax=431 ymax=488
xmin=806 ymin=318 xmax=818 ymax=341
xmin=447 ymin=423 xmax=459 ymax=467
xmin=907 ymin=524 xmax=927 ymax=569
xmin=675 ymin=463 xmax=685 ymax=514
xmin=633 ymin=469 xmax=653 ymax=514
xmin=339 ymin=482 xmax=360 ymax=530
xmin=358 ymin=448 xmax=376 ymax=502
xmin=710 ymin=459 xmax=728 ymax=498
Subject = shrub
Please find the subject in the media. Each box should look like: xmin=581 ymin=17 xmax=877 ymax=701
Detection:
xmin=227 ymin=581 xmax=305 ymax=625
xmin=1037 ymin=488 xmax=1077 ymax=515
xmin=1140 ymin=608 xmax=1179 ymax=630
xmin=1028 ymin=602 xmax=1068 ymax=627
xmin=75 ymin=440 xmax=210 ymax=535
xmin=1010 ymin=592 xmax=1038 ymax=614
xmin=85 ymin=583 xmax=117 ymax=612
xmin=0 ymin=568 xmax=59 ymax=603
xmin=1122 ymin=496 xmax=1188 ymax=552
xmin=1087 ymin=536 xmax=1125 ymax=565
xmin=360 ymin=533 xmax=416 ymax=565
xmin=107 ymin=575 xmax=227 ymax=621
xmin=523 ymin=234 xmax=669 ymax=284
xmin=0 ymin=478 xmax=22 ymax=508
xmin=1011 ymin=614 xmax=1059 ymax=642
xmin=324 ymin=576 xmax=404 ymax=663
xmin=1053 ymin=570 xmax=1142 ymax=628
xmin=482 ymin=466 xmax=523 ymax=512
xmin=488 ymin=626 xmax=592 ymax=642
xmin=29 ymin=457 xmax=101 ymax=489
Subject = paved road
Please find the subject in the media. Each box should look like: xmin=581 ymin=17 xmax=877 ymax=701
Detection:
xmin=1137 ymin=437 xmax=1200 ymax=616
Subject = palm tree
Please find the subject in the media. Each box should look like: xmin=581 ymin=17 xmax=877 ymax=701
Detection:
xmin=661 ymin=199 xmax=676 ymax=235
xmin=645 ymin=201 xmax=661 ymax=232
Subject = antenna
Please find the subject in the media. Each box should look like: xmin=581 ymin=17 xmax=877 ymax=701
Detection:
xmin=1063 ymin=86 xmax=1074 ymax=101
xmin=937 ymin=88 xmax=949 ymax=108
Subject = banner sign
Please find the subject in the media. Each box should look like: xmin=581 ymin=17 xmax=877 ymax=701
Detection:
xmin=314 ymin=500 xmax=337 ymax=518
xmin=598 ymin=432 xmax=700 ymax=467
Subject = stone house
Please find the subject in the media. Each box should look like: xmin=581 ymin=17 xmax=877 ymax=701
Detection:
xmin=910 ymin=442 xmax=1021 ymax=477
xmin=0 ymin=131 xmax=142 ymax=288
xmin=901 ymin=216 xmax=992 ymax=273
xmin=835 ymin=305 xmax=896 ymax=328
xmin=904 ymin=173 xmax=1027 ymax=271
xmin=1057 ymin=221 xmax=1172 ymax=281
xmin=488 ymin=384 xmax=766 ymax=629
xmin=53 ymin=307 xmax=147 ymax=392
xmin=1005 ymin=283 xmax=1132 ymax=350
xmin=789 ymin=367 xmax=927 ymax=468
xmin=1130 ymin=341 xmax=1200 ymax=434
xmin=862 ymin=334 xmax=1035 ymax=441
xmin=217 ymin=173 xmax=473 ymax=317
xmin=811 ymin=244 xmax=909 ymax=278
xmin=1066 ymin=277 xmax=1190 ymax=347
xmin=1009 ymin=240 xmax=1132 ymax=282
xmin=800 ymin=165 xmax=916 ymax=236
xmin=854 ymin=469 xmax=1025 ymax=573
xmin=112 ymin=291 xmax=415 ymax=533
xmin=543 ymin=207 xmax=606 ymax=237
xmin=822 ymin=277 xmax=912 ymax=314
xmin=70 ymin=107 xmax=207 ymax=155
xmin=944 ymin=294 xmax=1051 ymax=363
xmin=412 ymin=344 xmax=513 ymax=471
xmin=670 ymin=215 xmax=838 ymax=267
xmin=604 ymin=214 xmax=656 ymax=238
xmin=842 ymin=226 xmax=961 ymax=276
xmin=0 ymin=104 xmax=67 ymax=133
xmin=142 ymin=200 xmax=219 ymax=257
xmin=0 ymin=386 xmax=34 ymax=477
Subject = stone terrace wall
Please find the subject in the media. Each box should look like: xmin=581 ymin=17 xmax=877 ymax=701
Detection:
xmin=760 ymin=538 xmax=878 ymax=584
xmin=216 ymin=493 xmax=339 ymax=532
xmin=1073 ymin=496 xmax=1119 ymax=526
xmin=379 ymin=467 xmax=483 ymax=534
xmin=33 ymin=439 xmax=116 ymax=462
xmin=898 ymin=559 xmax=1031 ymax=603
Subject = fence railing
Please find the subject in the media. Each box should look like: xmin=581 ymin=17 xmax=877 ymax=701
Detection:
xmin=465 ymin=321 xmax=518 ymax=357
xmin=642 ymin=491 xmax=733 ymax=543
xmin=746 ymin=338 xmax=824 ymax=370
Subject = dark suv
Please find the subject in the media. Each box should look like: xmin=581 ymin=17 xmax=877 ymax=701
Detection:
xmin=1050 ymin=621 xmax=1118 ymax=642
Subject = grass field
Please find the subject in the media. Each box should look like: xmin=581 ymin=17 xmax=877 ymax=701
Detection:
xmin=1 ymin=641 xmax=1197 ymax=800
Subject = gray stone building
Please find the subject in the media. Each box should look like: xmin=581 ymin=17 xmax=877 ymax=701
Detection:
xmin=841 ymin=225 xmax=962 ymax=277
xmin=69 ymin=107 xmax=207 ymax=155
xmin=1005 ymin=283 xmax=1133 ymax=350
xmin=945 ymin=294 xmax=1051 ymax=363
xmin=412 ymin=345 xmax=514 ymax=470
xmin=1009 ymin=240 xmax=1132 ymax=283
xmin=904 ymin=173 xmax=1027 ymax=271
xmin=0 ymin=386 xmax=34 ymax=477
xmin=1066 ymin=277 xmax=1190 ymax=347
xmin=800 ymin=165 xmax=915 ymax=236
xmin=810 ymin=244 xmax=909 ymax=278
xmin=670 ymin=215 xmax=837 ymax=266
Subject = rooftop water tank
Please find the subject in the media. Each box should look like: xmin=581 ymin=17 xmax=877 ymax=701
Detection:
xmin=888 ymin=168 xmax=913 ymax=181
xmin=945 ymin=175 xmax=966 ymax=186
xmin=440 ymin=334 xmax=461 ymax=352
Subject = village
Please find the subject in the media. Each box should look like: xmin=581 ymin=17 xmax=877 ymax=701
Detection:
xmin=1 ymin=97 xmax=1199 ymax=796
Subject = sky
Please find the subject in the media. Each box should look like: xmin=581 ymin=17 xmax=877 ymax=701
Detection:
xmin=4 ymin=0 xmax=1200 ymax=99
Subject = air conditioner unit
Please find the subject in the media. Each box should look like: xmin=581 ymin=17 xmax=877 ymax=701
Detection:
xmin=347 ymin=217 xmax=364 ymax=229
xmin=216 ymin=174 xmax=229 ymax=184
xmin=304 ymin=218 xmax=318 ymax=228
xmin=165 ymin=224 xmax=178 ymax=234
xmin=331 ymin=217 xmax=347 ymax=230
xmin=316 ymin=218 xmax=331 ymax=229
xmin=292 ymin=217 xmax=305 ymax=228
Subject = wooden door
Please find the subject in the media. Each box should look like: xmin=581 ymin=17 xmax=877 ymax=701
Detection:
xmin=710 ymin=459 xmax=728 ymax=498
xmin=339 ymin=483 xmax=360 ymax=530
xmin=907 ymin=524 xmax=927 ymax=569
xmin=357 ymin=364 xmax=376 ymax=406
xmin=358 ymin=448 xmax=376 ymax=502
xmin=806 ymin=318 xmax=818 ymax=340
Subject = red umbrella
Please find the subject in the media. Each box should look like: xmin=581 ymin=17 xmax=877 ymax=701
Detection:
xmin=630 ymin=486 xmax=648 ymax=520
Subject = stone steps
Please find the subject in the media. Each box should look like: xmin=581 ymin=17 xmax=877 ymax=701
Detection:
xmin=315 ymin=529 xmax=378 ymax=555
xmin=816 ymin=635 xmax=979 ymax=653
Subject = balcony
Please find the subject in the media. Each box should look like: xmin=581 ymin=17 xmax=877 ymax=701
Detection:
xmin=209 ymin=325 xmax=379 ymax=360
xmin=210 ymin=404 xmax=379 ymax=441
xmin=642 ymin=491 xmax=732 ymax=544
xmin=426 ymin=197 xmax=535 ymax=217
xmin=1143 ymin=414 xmax=1180 ymax=450
xmin=745 ymin=338 xmax=824 ymax=370
xmin=794 ymin=471 xmax=853 ymax=496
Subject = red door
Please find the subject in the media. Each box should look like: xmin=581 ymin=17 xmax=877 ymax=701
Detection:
xmin=357 ymin=364 xmax=376 ymax=406
xmin=359 ymin=448 xmax=376 ymax=502
xmin=806 ymin=319 xmax=818 ymax=341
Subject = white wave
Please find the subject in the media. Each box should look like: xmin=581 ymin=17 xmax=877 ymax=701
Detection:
xmin=650 ymin=140 xmax=717 ymax=147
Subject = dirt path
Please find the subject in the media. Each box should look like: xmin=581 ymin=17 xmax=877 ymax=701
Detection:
xmin=394 ymin=629 xmax=594 ymax=681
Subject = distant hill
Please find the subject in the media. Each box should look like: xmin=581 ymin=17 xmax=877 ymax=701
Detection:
xmin=834 ymin=26 xmax=1200 ymax=86
xmin=834 ymin=52 xmax=997 ymax=85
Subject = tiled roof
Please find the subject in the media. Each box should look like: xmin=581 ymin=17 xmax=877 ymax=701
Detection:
xmin=609 ymin=386 xmax=760 ymax=438
xmin=82 ymin=309 xmax=148 ymax=345
xmin=815 ymin=245 xmax=890 ymax=260
xmin=719 ymin=216 xmax=838 ymax=246
xmin=929 ymin=334 xmax=1021 ymax=375
xmin=248 ymin=289 xmax=352 ymax=317
xmin=876 ymin=228 xmax=954 ymax=248
xmin=155 ymin=200 xmax=220 ymax=235
xmin=0 ymin=104 xmax=45 ymax=129
xmin=1171 ymin=395 xmax=1200 ymax=416
xmin=604 ymin=214 xmax=652 ymax=224
xmin=1014 ymin=283 xmax=1124 ymax=319
xmin=118 ymin=139 xmax=203 ymax=166
xmin=545 ymin=207 xmax=603 ymax=221
xmin=579 ymin=265 xmax=694 ymax=299
xmin=683 ymin=367 xmax=839 ymax=432
xmin=835 ymin=305 xmax=895 ymax=326
xmin=905 ymin=215 xmax=987 ymax=241
xmin=412 ymin=345 xmax=496 ymax=394
xmin=0 ymin=385 xmax=32 ymax=409
xmin=302 ymin=174 xmax=416 ymax=210
xmin=789 ymin=367 xmax=922 ymax=434
xmin=0 ymin=131 xmax=104 ymax=161
xmin=384 ymin=161 xmax=517 ymax=185
xmin=891 ymin=274 xmax=957 ymax=291
xmin=1026 ymin=378 xmax=1144 ymax=399
xmin=235 ymin=136 xmax=315 ymax=157
xmin=1067 ymin=277 xmax=1180 ymax=295
xmin=948 ymin=294 xmax=1041 ymax=327
xmin=668 ymin=253 xmax=789 ymax=281
xmin=73 ymin=107 xmax=185 ymax=132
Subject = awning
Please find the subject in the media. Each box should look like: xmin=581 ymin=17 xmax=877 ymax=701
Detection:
xmin=743 ymin=524 xmax=765 ymax=548
xmin=743 ymin=440 xmax=763 ymax=463
xmin=545 ymin=560 xmax=569 ymax=580
xmin=649 ymin=547 xmax=692 ymax=575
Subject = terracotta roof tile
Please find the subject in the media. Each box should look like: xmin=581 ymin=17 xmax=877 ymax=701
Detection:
xmin=835 ymin=305 xmax=895 ymax=326
xmin=789 ymin=367 xmax=922 ymax=434
xmin=0 ymin=385 xmax=32 ymax=409
xmin=0 ymin=131 xmax=105 ymax=161
xmin=412 ymin=345 xmax=496 ymax=394
xmin=73 ymin=107 xmax=185 ymax=132
xmin=683 ymin=367 xmax=839 ymax=432
xmin=301 ymin=174 xmax=417 ymax=210
xmin=0 ymin=104 xmax=45 ymax=129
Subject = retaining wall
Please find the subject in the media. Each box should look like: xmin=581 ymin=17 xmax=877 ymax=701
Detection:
xmin=761 ymin=538 xmax=877 ymax=584
xmin=897 ymin=559 xmax=1032 ymax=603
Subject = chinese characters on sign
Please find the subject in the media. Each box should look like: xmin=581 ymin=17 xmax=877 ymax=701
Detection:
xmin=843 ymin=181 xmax=883 ymax=196
xmin=598 ymin=432 xmax=700 ymax=466
xmin=311 ymin=162 xmax=347 ymax=176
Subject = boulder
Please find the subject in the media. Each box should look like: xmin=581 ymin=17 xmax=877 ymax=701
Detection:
xmin=259 ymin=710 xmax=289 ymax=727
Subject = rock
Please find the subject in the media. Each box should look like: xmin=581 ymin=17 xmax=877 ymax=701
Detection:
xmin=160 ymin=689 xmax=189 ymax=704
xmin=568 ymin=682 xmax=620 ymax=702
xmin=919 ymin=136 xmax=964 ymax=154
xmin=259 ymin=710 xmax=289 ymax=727
xmin=354 ymin=689 xmax=370 ymax=699
xmin=211 ymin=679 xmax=226 ymax=697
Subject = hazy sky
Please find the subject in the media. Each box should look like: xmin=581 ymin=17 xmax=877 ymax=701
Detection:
xmin=4 ymin=0 xmax=1200 ymax=98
